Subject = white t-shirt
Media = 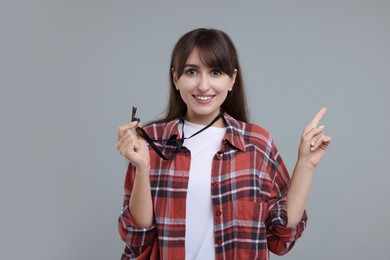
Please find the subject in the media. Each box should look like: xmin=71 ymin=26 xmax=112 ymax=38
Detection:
xmin=180 ymin=121 xmax=226 ymax=260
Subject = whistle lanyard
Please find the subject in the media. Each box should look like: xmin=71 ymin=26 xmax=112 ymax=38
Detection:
xmin=132 ymin=107 xmax=223 ymax=160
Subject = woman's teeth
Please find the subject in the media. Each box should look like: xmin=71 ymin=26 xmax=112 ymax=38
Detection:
xmin=195 ymin=96 xmax=212 ymax=101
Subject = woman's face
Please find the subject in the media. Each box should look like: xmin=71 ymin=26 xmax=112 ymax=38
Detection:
xmin=173 ymin=47 xmax=237 ymax=126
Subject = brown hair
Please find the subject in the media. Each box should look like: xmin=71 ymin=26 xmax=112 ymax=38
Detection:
xmin=151 ymin=28 xmax=249 ymax=124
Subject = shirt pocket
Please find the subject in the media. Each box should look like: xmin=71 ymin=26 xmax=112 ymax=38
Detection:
xmin=235 ymin=200 xmax=268 ymax=223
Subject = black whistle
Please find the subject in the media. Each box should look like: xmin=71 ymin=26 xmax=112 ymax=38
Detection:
xmin=131 ymin=106 xmax=140 ymax=123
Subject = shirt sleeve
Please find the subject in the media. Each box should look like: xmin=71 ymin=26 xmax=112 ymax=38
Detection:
xmin=265 ymin=140 xmax=308 ymax=256
xmin=118 ymin=163 xmax=157 ymax=258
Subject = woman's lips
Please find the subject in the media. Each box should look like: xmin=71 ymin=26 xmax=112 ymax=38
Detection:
xmin=193 ymin=95 xmax=215 ymax=104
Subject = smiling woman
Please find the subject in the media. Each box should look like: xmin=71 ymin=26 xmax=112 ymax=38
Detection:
xmin=115 ymin=28 xmax=331 ymax=260
xmin=166 ymin=28 xmax=249 ymax=124
xmin=172 ymin=47 xmax=237 ymax=126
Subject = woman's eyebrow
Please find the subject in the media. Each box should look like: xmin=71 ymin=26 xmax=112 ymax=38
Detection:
xmin=183 ymin=64 xmax=200 ymax=68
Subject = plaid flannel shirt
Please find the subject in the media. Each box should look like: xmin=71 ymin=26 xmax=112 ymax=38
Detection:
xmin=119 ymin=112 xmax=307 ymax=259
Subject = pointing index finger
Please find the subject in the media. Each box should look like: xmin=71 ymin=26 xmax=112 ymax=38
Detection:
xmin=305 ymin=107 xmax=327 ymax=133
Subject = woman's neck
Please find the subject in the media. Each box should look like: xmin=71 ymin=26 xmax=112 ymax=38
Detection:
xmin=184 ymin=111 xmax=225 ymax=128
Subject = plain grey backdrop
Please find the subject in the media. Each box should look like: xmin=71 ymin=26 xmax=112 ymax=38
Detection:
xmin=1 ymin=0 xmax=389 ymax=259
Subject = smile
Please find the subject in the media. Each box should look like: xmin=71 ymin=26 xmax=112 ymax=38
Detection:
xmin=194 ymin=95 xmax=214 ymax=101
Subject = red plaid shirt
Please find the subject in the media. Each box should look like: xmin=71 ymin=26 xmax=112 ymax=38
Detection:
xmin=118 ymin=112 xmax=307 ymax=259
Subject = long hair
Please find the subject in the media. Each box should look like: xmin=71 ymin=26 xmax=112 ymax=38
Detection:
xmin=151 ymin=28 xmax=249 ymax=125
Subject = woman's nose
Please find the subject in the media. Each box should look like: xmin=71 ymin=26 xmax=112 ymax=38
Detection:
xmin=197 ymin=75 xmax=210 ymax=92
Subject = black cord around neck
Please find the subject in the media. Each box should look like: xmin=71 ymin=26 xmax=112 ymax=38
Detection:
xmin=136 ymin=110 xmax=224 ymax=160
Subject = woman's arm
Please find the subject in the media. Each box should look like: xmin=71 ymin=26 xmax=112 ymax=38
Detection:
xmin=286 ymin=107 xmax=331 ymax=227
xmin=129 ymin=166 xmax=154 ymax=228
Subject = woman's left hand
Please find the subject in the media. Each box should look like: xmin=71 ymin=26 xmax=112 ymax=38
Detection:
xmin=298 ymin=107 xmax=332 ymax=168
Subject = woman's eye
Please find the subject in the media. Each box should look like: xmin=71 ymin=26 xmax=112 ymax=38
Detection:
xmin=211 ymin=69 xmax=222 ymax=76
xmin=185 ymin=68 xmax=197 ymax=76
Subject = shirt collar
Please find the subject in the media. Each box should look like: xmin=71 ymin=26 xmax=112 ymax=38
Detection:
xmin=161 ymin=118 xmax=181 ymax=141
xmin=223 ymin=112 xmax=246 ymax=152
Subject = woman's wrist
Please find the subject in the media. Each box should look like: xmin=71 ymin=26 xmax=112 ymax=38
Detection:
xmin=135 ymin=165 xmax=151 ymax=177
xmin=295 ymin=157 xmax=317 ymax=173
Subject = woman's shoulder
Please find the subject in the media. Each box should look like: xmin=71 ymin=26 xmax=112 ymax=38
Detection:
xmin=227 ymin=115 xmax=272 ymax=141
xmin=243 ymin=122 xmax=272 ymax=144
xmin=229 ymin=118 xmax=274 ymax=150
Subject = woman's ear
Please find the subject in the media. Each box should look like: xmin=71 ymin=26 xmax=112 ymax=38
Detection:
xmin=172 ymin=67 xmax=179 ymax=90
xmin=229 ymin=69 xmax=238 ymax=91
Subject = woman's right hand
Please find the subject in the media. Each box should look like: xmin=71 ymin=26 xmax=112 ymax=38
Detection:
xmin=116 ymin=122 xmax=150 ymax=170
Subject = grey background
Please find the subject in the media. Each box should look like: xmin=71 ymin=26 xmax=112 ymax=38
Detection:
xmin=1 ymin=1 xmax=389 ymax=259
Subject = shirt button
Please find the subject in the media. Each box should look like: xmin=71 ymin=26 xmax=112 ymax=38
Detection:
xmin=212 ymin=182 xmax=219 ymax=188
xmin=217 ymin=239 xmax=223 ymax=246
xmin=216 ymin=210 xmax=222 ymax=217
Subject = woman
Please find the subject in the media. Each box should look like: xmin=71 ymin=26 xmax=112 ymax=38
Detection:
xmin=116 ymin=28 xmax=331 ymax=260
